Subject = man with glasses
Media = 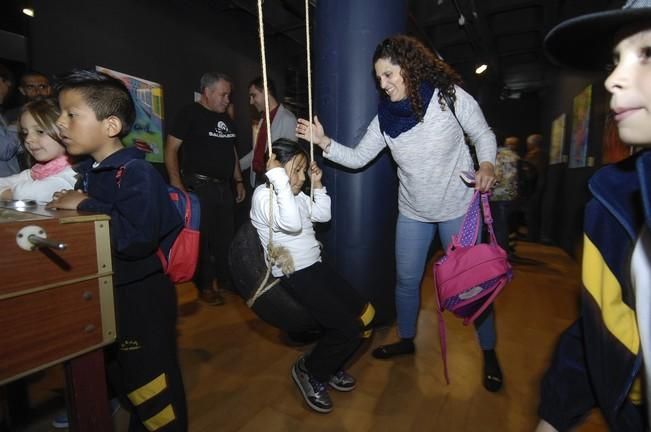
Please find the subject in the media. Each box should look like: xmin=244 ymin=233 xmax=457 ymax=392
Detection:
xmin=4 ymin=71 xmax=52 ymax=126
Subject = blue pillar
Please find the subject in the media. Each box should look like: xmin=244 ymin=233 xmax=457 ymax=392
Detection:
xmin=315 ymin=0 xmax=406 ymax=325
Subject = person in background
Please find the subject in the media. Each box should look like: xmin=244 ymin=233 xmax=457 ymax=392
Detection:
xmin=0 ymin=64 xmax=22 ymax=177
xmin=524 ymin=133 xmax=547 ymax=242
xmin=4 ymin=71 xmax=52 ymax=125
xmin=165 ymin=72 xmax=246 ymax=306
xmin=490 ymin=136 xmax=520 ymax=258
xmin=241 ymin=76 xmax=297 ymax=188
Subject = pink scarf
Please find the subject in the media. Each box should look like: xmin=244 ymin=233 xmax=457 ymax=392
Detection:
xmin=30 ymin=155 xmax=72 ymax=180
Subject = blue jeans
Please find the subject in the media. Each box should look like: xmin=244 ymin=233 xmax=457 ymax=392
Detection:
xmin=395 ymin=213 xmax=497 ymax=350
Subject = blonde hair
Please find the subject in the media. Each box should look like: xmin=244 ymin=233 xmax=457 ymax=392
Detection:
xmin=20 ymin=98 xmax=62 ymax=144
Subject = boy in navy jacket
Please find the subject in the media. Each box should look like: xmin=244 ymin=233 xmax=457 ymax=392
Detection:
xmin=538 ymin=1 xmax=651 ymax=430
xmin=48 ymin=70 xmax=187 ymax=432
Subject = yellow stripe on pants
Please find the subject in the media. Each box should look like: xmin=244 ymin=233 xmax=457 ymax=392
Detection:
xmin=143 ymin=404 xmax=176 ymax=431
xmin=128 ymin=373 xmax=167 ymax=407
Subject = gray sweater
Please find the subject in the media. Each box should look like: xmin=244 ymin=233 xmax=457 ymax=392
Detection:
xmin=324 ymin=85 xmax=496 ymax=222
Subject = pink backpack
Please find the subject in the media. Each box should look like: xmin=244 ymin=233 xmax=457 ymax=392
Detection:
xmin=433 ymin=191 xmax=512 ymax=383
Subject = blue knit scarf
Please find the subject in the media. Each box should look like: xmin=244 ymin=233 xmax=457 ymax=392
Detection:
xmin=377 ymin=82 xmax=435 ymax=138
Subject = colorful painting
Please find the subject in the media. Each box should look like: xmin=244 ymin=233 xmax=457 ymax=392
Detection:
xmin=549 ymin=113 xmax=566 ymax=165
xmin=95 ymin=66 xmax=164 ymax=163
xmin=569 ymin=85 xmax=591 ymax=168
xmin=602 ymin=115 xmax=632 ymax=164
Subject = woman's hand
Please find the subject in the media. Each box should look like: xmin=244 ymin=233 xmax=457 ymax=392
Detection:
xmin=266 ymin=152 xmax=282 ymax=171
xmin=475 ymin=162 xmax=496 ymax=193
xmin=296 ymin=116 xmax=331 ymax=151
xmin=310 ymin=161 xmax=323 ymax=189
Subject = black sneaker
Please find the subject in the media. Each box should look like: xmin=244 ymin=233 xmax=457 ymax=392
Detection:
xmin=328 ymin=370 xmax=356 ymax=392
xmin=372 ymin=339 xmax=415 ymax=359
xmin=291 ymin=356 xmax=333 ymax=413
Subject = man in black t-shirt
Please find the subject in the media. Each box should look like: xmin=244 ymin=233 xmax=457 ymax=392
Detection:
xmin=165 ymin=72 xmax=246 ymax=305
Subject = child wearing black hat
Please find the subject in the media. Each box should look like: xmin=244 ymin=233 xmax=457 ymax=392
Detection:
xmin=538 ymin=1 xmax=651 ymax=431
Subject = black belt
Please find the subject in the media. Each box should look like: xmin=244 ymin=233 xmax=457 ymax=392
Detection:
xmin=189 ymin=173 xmax=229 ymax=184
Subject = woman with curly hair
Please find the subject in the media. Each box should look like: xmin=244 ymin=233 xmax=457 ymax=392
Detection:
xmin=297 ymin=34 xmax=502 ymax=392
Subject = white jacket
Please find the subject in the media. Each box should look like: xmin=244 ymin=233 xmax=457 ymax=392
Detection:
xmin=0 ymin=167 xmax=77 ymax=203
xmin=250 ymin=167 xmax=330 ymax=277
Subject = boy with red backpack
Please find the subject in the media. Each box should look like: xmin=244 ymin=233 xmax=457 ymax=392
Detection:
xmin=47 ymin=70 xmax=188 ymax=432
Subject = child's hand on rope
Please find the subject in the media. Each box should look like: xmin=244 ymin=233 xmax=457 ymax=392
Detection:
xmin=296 ymin=116 xmax=331 ymax=151
xmin=266 ymin=152 xmax=282 ymax=171
xmin=310 ymin=161 xmax=323 ymax=189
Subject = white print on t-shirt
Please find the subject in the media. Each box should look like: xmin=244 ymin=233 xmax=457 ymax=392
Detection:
xmin=209 ymin=121 xmax=236 ymax=138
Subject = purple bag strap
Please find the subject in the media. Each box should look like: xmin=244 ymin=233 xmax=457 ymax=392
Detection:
xmin=433 ymin=281 xmax=451 ymax=384
xmin=453 ymin=192 xmax=481 ymax=248
xmin=480 ymin=192 xmax=499 ymax=246
xmin=453 ymin=191 xmax=498 ymax=248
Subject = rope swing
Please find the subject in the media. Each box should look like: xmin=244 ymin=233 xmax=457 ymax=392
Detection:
xmin=247 ymin=0 xmax=314 ymax=307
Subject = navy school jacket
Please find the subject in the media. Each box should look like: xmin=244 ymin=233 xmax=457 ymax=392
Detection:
xmin=75 ymin=147 xmax=182 ymax=286
xmin=539 ymin=151 xmax=651 ymax=431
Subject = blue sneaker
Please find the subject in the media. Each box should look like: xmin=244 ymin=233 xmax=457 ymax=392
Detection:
xmin=51 ymin=411 xmax=68 ymax=429
xmin=51 ymin=398 xmax=120 ymax=429
xmin=328 ymin=370 xmax=356 ymax=392
xmin=291 ymin=356 xmax=333 ymax=413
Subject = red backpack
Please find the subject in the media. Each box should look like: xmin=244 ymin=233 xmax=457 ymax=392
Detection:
xmin=433 ymin=191 xmax=512 ymax=383
xmin=157 ymin=186 xmax=200 ymax=283
xmin=115 ymin=163 xmax=200 ymax=283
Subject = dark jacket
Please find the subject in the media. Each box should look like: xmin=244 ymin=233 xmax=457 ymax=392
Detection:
xmin=76 ymin=147 xmax=182 ymax=286
xmin=539 ymin=151 xmax=651 ymax=431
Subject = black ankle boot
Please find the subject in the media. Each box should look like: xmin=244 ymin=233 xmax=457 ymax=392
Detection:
xmin=372 ymin=338 xmax=415 ymax=359
xmin=483 ymin=349 xmax=503 ymax=392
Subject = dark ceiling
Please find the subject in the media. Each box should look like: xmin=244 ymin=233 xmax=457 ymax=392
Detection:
xmin=206 ymin=0 xmax=625 ymax=98
xmin=0 ymin=0 xmax=626 ymax=97
xmin=408 ymin=0 xmax=623 ymax=97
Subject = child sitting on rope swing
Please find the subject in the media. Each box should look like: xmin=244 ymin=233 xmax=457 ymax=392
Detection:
xmin=250 ymin=138 xmax=374 ymax=414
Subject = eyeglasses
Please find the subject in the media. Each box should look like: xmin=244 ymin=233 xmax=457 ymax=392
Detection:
xmin=23 ymin=84 xmax=50 ymax=91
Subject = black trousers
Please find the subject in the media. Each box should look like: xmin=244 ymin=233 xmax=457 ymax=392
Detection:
xmin=190 ymin=180 xmax=235 ymax=292
xmin=281 ymin=262 xmax=369 ymax=382
xmin=108 ymin=273 xmax=187 ymax=432
xmin=491 ymin=200 xmax=517 ymax=254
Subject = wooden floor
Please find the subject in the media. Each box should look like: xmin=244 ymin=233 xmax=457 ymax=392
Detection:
xmin=20 ymin=241 xmax=607 ymax=431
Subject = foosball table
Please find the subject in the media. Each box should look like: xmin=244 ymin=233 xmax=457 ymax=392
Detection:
xmin=0 ymin=200 xmax=116 ymax=431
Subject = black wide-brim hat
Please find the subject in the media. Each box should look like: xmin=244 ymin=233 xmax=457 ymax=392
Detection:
xmin=545 ymin=0 xmax=651 ymax=71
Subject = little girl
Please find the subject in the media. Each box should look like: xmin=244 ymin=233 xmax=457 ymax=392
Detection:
xmin=250 ymin=138 xmax=374 ymax=414
xmin=0 ymin=98 xmax=76 ymax=202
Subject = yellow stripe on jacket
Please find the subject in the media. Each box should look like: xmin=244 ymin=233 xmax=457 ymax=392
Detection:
xmin=583 ymin=234 xmax=640 ymax=356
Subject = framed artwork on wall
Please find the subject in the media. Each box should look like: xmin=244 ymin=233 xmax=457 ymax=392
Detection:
xmin=95 ymin=66 xmax=164 ymax=163
xmin=569 ymin=85 xmax=591 ymax=168
xmin=549 ymin=113 xmax=566 ymax=165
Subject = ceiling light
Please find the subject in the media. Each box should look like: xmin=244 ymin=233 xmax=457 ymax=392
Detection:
xmin=475 ymin=64 xmax=487 ymax=74
xmin=22 ymin=8 xmax=34 ymax=17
